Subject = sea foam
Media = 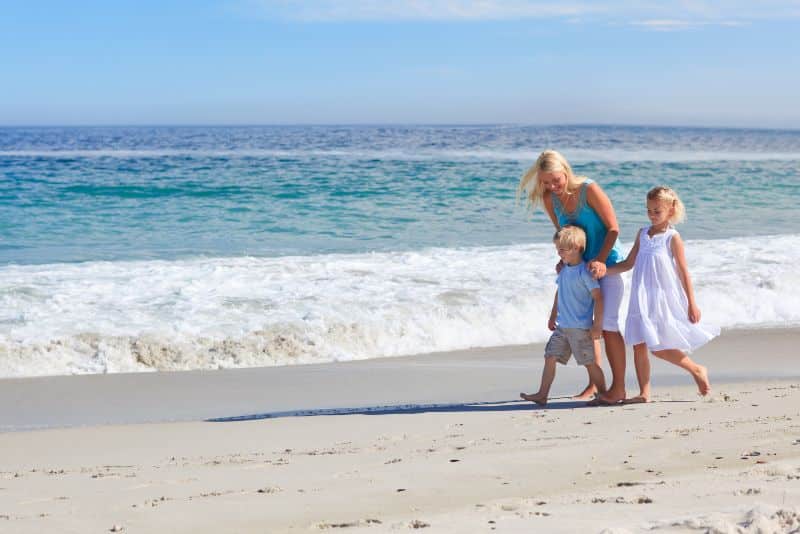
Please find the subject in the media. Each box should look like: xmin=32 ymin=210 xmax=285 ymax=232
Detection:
xmin=1 ymin=234 xmax=798 ymax=377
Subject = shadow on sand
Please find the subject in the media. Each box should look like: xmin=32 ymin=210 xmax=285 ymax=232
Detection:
xmin=206 ymin=397 xmax=600 ymax=423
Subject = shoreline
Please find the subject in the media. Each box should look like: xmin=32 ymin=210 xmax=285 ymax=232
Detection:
xmin=0 ymin=326 xmax=797 ymax=432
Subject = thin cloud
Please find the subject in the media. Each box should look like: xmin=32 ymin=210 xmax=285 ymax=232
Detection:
xmin=633 ymin=19 xmax=747 ymax=31
xmin=248 ymin=1 xmax=611 ymax=21
xmin=247 ymin=0 xmax=800 ymax=24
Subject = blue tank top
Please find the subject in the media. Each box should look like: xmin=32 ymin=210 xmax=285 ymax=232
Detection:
xmin=552 ymin=179 xmax=621 ymax=266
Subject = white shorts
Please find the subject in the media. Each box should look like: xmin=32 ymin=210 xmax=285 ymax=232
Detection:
xmin=599 ymin=273 xmax=623 ymax=332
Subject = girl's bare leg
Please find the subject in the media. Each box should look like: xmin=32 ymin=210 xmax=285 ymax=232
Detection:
xmin=598 ymin=330 xmax=627 ymax=403
xmin=651 ymin=348 xmax=710 ymax=396
xmin=624 ymin=344 xmax=651 ymax=403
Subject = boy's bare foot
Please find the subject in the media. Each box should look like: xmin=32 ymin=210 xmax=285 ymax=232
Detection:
xmin=572 ymin=384 xmax=597 ymax=401
xmin=520 ymin=392 xmax=547 ymax=406
xmin=693 ymin=365 xmax=710 ymax=396
xmin=622 ymin=395 xmax=649 ymax=404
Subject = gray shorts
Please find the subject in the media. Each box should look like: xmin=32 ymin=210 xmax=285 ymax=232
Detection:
xmin=545 ymin=327 xmax=596 ymax=366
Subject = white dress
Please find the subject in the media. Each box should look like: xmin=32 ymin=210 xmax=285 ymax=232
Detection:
xmin=624 ymin=226 xmax=719 ymax=352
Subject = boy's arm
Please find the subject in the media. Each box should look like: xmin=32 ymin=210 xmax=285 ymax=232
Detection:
xmin=670 ymin=232 xmax=701 ymax=323
xmin=606 ymin=228 xmax=641 ymax=276
xmin=548 ymin=290 xmax=558 ymax=331
xmin=590 ymin=288 xmax=603 ymax=339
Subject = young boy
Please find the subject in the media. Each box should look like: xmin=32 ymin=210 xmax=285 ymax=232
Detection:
xmin=520 ymin=225 xmax=607 ymax=406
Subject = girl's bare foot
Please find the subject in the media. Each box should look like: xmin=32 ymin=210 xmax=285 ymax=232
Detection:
xmin=520 ymin=392 xmax=547 ymax=406
xmin=572 ymin=384 xmax=597 ymax=401
xmin=622 ymin=395 xmax=649 ymax=404
xmin=693 ymin=365 xmax=710 ymax=396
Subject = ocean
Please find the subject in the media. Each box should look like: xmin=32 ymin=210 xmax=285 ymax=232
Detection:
xmin=1 ymin=125 xmax=799 ymax=377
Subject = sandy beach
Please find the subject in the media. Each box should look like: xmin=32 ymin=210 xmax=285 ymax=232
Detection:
xmin=1 ymin=327 xmax=799 ymax=533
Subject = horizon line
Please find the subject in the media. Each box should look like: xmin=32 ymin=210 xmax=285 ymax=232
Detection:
xmin=1 ymin=122 xmax=799 ymax=133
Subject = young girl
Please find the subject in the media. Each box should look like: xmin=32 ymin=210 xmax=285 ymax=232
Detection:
xmin=604 ymin=186 xmax=719 ymax=403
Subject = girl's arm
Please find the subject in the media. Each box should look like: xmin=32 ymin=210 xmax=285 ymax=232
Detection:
xmin=670 ymin=232 xmax=701 ymax=323
xmin=606 ymin=229 xmax=641 ymax=276
xmin=585 ymin=183 xmax=620 ymax=278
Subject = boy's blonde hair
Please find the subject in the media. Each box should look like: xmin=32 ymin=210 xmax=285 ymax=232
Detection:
xmin=518 ymin=149 xmax=588 ymax=211
xmin=553 ymin=225 xmax=587 ymax=252
xmin=647 ymin=186 xmax=686 ymax=224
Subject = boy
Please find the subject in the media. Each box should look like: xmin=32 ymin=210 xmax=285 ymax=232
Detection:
xmin=520 ymin=225 xmax=607 ymax=406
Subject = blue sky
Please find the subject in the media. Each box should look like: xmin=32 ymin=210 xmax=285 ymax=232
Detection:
xmin=1 ymin=1 xmax=799 ymax=127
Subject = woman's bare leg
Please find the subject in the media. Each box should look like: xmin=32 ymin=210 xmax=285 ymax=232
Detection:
xmin=598 ymin=330 xmax=626 ymax=403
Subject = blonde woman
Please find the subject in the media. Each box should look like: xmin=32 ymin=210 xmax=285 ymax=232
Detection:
xmin=519 ymin=149 xmax=627 ymax=403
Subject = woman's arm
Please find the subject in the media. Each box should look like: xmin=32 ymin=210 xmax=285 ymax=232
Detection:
xmin=670 ymin=233 xmax=701 ymax=323
xmin=606 ymin=229 xmax=641 ymax=276
xmin=585 ymin=182 xmax=620 ymax=277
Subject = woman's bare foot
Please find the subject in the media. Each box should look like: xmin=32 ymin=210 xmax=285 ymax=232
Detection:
xmin=622 ymin=395 xmax=649 ymax=404
xmin=692 ymin=365 xmax=710 ymax=396
xmin=520 ymin=392 xmax=548 ymax=406
xmin=572 ymin=383 xmax=597 ymax=401
xmin=597 ymin=387 xmax=626 ymax=405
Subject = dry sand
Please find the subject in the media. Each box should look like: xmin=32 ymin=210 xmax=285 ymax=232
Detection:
xmin=0 ymin=328 xmax=798 ymax=533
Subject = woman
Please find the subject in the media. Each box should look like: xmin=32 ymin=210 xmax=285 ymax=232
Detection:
xmin=518 ymin=149 xmax=627 ymax=403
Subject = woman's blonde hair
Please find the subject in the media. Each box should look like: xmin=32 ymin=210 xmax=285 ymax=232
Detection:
xmin=553 ymin=225 xmax=587 ymax=252
xmin=518 ymin=149 xmax=587 ymax=211
xmin=647 ymin=186 xmax=686 ymax=224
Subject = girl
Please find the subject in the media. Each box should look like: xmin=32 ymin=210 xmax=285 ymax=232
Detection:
xmin=606 ymin=186 xmax=719 ymax=403
xmin=518 ymin=150 xmax=628 ymax=403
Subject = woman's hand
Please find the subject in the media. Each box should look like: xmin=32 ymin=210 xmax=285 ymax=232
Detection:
xmin=588 ymin=259 xmax=607 ymax=279
xmin=548 ymin=315 xmax=557 ymax=331
xmin=688 ymin=302 xmax=701 ymax=323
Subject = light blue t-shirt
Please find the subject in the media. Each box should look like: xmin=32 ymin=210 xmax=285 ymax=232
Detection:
xmin=556 ymin=262 xmax=600 ymax=329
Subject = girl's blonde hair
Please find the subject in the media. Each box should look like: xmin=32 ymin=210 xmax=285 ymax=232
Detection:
xmin=647 ymin=186 xmax=686 ymax=224
xmin=517 ymin=149 xmax=587 ymax=211
xmin=553 ymin=225 xmax=586 ymax=252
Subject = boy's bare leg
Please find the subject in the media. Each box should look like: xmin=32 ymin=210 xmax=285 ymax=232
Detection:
xmin=572 ymin=378 xmax=597 ymax=400
xmin=624 ymin=344 xmax=651 ymax=404
xmin=520 ymin=356 xmax=557 ymax=406
xmin=598 ymin=331 xmax=627 ymax=403
xmin=651 ymin=348 xmax=710 ymax=396
xmin=584 ymin=363 xmax=606 ymax=396
xmin=573 ymin=339 xmax=601 ymax=399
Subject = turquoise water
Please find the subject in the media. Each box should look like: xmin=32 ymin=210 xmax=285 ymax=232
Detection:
xmin=2 ymin=125 xmax=799 ymax=265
